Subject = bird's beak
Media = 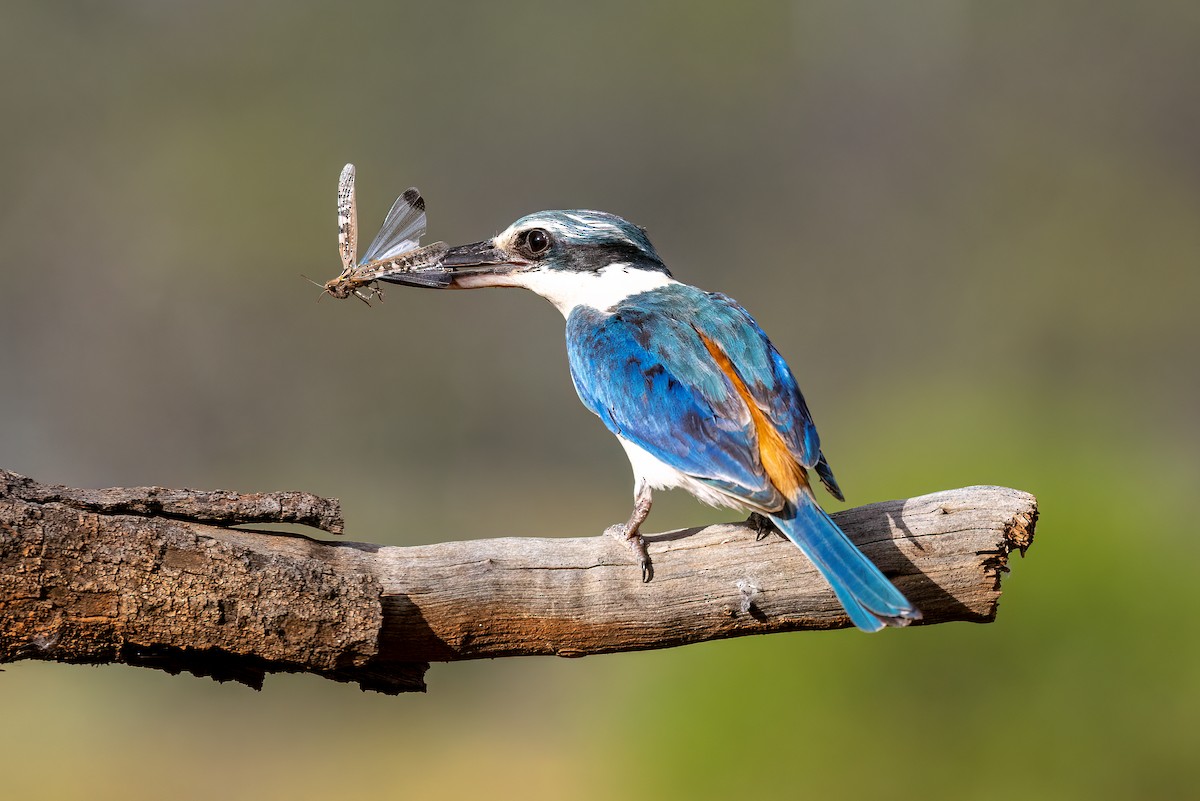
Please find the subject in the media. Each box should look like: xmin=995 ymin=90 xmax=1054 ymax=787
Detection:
xmin=433 ymin=238 xmax=528 ymax=288
xmin=439 ymin=239 xmax=514 ymax=271
xmin=372 ymin=238 xmax=525 ymax=290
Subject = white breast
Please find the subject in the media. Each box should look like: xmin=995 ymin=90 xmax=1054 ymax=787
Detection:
xmin=616 ymin=436 xmax=755 ymax=512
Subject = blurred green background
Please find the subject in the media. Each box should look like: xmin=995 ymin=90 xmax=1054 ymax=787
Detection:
xmin=2 ymin=2 xmax=1198 ymax=799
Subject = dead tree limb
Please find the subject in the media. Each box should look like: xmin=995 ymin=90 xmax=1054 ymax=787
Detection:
xmin=0 ymin=468 xmax=1037 ymax=694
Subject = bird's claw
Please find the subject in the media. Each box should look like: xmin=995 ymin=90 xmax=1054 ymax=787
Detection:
xmin=635 ymin=537 xmax=653 ymax=583
xmin=745 ymin=512 xmax=780 ymax=541
xmin=604 ymin=523 xmax=654 ymax=583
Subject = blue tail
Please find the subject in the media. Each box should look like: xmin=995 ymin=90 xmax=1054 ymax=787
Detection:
xmin=769 ymin=493 xmax=920 ymax=632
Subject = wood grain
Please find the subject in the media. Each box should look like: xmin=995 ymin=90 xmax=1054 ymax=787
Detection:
xmin=0 ymin=468 xmax=1036 ymax=694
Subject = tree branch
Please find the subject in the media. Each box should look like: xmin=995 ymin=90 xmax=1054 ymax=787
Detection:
xmin=0 ymin=468 xmax=1036 ymax=694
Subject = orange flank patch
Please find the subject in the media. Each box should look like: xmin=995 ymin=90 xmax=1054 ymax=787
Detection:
xmin=697 ymin=333 xmax=808 ymax=499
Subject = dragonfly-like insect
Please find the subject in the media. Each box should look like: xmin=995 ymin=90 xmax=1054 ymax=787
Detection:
xmin=315 ymin=164 xmax=450 ymax=305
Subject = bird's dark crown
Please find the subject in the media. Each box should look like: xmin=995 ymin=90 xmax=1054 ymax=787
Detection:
xmin=504 ymin=210 xmax=670 ymax=275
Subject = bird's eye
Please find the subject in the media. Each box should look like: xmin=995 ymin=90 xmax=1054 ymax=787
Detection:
xmin=525 ymin=228 xmax=551 ymax=255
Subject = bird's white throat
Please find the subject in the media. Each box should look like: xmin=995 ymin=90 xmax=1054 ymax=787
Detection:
xmin=508 ymin=263 xmax=677 ymax=316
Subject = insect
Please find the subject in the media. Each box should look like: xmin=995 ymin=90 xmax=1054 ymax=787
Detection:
xmin=315 ymin=164 xmax=449 ymax=305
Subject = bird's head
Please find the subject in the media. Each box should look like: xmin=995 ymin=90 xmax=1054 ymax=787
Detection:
xmin=392 ymin=210 xmax=674 ymax=314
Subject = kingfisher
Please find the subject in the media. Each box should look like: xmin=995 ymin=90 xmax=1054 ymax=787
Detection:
xmin=380 ymin=209 xmax=920 ymax=631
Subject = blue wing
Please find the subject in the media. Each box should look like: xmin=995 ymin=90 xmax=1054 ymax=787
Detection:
xmin=565 ymin=284 xmax=826 ymax=509
xmin=700 ymin=290 xmax=844 ymax=500
xmin=687 ymin=290 xmax=822 ymax=469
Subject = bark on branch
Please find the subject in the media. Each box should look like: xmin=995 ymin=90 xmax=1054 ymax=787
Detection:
xmin=0 ymin=468 xmax=1037 ymax=694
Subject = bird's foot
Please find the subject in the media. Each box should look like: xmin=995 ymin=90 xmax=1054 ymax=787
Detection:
xmin=745 ymin=512 xmax=782 ymax=542
xmin=604 ymin=523 xmax=654 ymax=583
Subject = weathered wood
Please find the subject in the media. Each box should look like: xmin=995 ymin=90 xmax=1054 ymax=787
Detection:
xmin=0 ymin=468 xmax=1037 ymax=694
xmin=0 ymin=469 xmax=344 ymax=534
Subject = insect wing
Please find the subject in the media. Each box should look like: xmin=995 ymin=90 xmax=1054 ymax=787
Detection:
xmin=337 ymin=164 xmax=358 ymax=272
xmin=360 ymin=187 xmax=427 ymax=263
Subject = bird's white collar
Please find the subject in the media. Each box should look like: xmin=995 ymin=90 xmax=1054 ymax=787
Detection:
xmin=507 ymin=263 xmax=677 ymax=316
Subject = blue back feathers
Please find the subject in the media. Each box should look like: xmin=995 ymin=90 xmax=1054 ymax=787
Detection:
xmin=566 ymin=283 xmax=822 ymax=512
